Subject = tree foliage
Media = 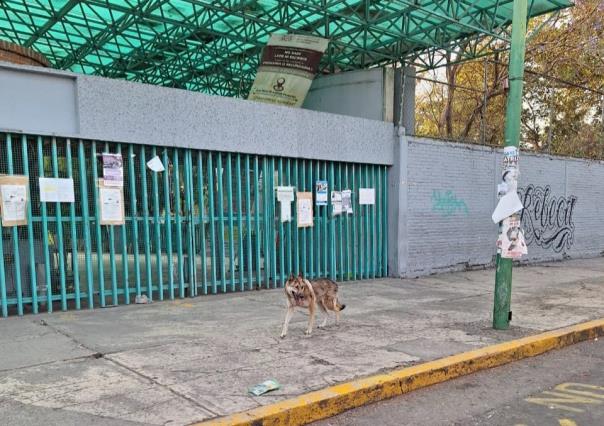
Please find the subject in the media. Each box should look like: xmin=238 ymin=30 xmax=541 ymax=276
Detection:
xmin=415 ymin=0 xmax=604 ymax=159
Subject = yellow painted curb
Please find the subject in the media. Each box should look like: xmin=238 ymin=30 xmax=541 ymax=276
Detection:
xmin=193 ymin=318 xmax=604 ymax=426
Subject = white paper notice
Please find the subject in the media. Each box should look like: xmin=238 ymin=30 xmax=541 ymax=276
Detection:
xmin=100 ymin=187 xmax=124 ymax=223
xmin=331 ymin=191 xmax=342 ymax=216
xmin=39 ymin=178 xmax=75 ymax=203
xmin=1 ymin=185 xmax=27 ymax=222
xmin=297 ymin=192 xmax=313 ymax=227
xmin=359 ymin=188 xmax=375 ymax=205
xmin=492 ymin=191 xmax=523 ymax=223
xmin=342 ymin=190 xmax=353 ymax=214
xmin=277 ymin=186 xmax=294 ymax=223
xmin=146 ymin=156 xmax=165 ymax=172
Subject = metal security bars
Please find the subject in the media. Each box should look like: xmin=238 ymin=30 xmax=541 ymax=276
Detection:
xmin=0 ymin=132 xmax=388 ymax=316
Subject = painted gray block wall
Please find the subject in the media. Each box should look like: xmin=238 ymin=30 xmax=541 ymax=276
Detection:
xmin=0 ymin=61 xmax=395 ymax=166
xmin=400 ymin=137 xmax=604 ymax=277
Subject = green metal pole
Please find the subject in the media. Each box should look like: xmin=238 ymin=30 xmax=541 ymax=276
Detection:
xmin=493 ymin=0 xmax=529 ymax=330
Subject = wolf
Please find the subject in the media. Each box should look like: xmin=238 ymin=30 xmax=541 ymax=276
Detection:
xmin=280 ymin=275 xmax=346 ymax=338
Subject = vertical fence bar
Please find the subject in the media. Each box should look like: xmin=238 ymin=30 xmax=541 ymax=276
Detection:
xmin=344 ymin=164 xmax=350 ymax=280
xmin=78 ymin=141 xmax=94 ymax=308
xmin=372 ymin=166 xmax=378 ymax=278
xmin=308 ymin=160 xmax=314 ymax=279
xmin=226 ymin=153 xmax=235 ymax=291
xmin=22 ymin=135 xmax=38 ymax=313
xmin=38 ymin=137 xmax=52 ymax=311
xmin=162 ymin=149 xmax=174 ymax=299
xmin=197 ymin=151 xmax=208 ymax=294
xmin=116 ymin=144 xmax=129 ymax=303
xmin=364 ymin=165 xmax=371 ymax=279
xmin=383 ymin=166 xmax=388 ymax=276
xmin=91 ymin=141 xmax=105 ymax=306
xmin=151 ymin=146 xmax=163 ymax=300
xmin=207 ymin=153 xmax=217 ymax=293
xmin=300 ymin=160 xmax=307 ymax=278
xmin=271 ymin=158 xmax=277 ymax=288
xmin=323 ymin=161 xmax=328 ymax=279
xmin=329 ymin=162 xmax=336 ymax=280
xmin=127 ymin=144 xmax=141 ymax=297
xmin=173 ymin=149 xmax=185 ymax=298
xmin=104 ymin=143 xmax=118 ymax=305
xmin=51 ymin=138 xmax=67 ymax=310
xmin=6 ymin=135 xmax=24 ymax=315
xmin=355 ymin=163 xmax=361 ymax=280
xmin=65 ymin=140 xmax=81 ymax=309
xmin=286 ymin=158 xmax=293 ymax=277
xmin=376 ymin=166 xmax=383 ymax=277
xmin=254 ymin=156 xmax=261 ymax=287
xmin=140 ymin=146 xmax=153 ymax=300
xmin=245 ymin=155 xmax=253 ymax=290
xmin=350 ymin=164 xmax=361 ymax=280
xmin=278 ymin=158 xmax=285 ymax=285
xmin=314 ymin=160 xmax=320 ymax=278
xmin=216 ymin=153 xmax=226 ymax=292
xmin=236 ymin=154 xmax=245 ymax=291
xmin=184 ymin=150 xmax=196 ymax=297
xmin=262 ymin=157 xmax=270 ymax=288
xmin=293 ymin=159 xmax=299 ymax=275
xmin=338 ymin=163 xmax=344 ymax=281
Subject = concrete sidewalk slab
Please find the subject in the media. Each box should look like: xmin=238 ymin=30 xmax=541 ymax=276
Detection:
xmin=0 ymin=257 xmax=603 ymax=425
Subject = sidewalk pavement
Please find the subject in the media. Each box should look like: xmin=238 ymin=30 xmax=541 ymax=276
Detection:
xmin=0 ymin=258 xmax=603 ymax=426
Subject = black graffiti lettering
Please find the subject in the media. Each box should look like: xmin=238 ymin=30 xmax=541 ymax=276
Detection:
xmin=519 ymin=185 xmax=577 ymax=253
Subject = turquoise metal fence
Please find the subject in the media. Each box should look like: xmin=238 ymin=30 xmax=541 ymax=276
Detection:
xmin=0 ymin=133 xmax=388 ymax=316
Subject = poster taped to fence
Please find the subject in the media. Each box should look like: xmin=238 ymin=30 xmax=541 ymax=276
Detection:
xmin=277 ymin=186 xmax=294 ymax=223
xmin=102 ymin=153 xmax=124 ymax=187
xmin=331 ymin=191 xmax=342 ymax=216
xmin=39 ymin=177 xmax=75 ymax=203
xmin=248 ymin=34 xmax=329 ymax=107
xmin=316 ymin=180 xmax=328 ymax=206
xmin=98 ymin=180 xmax=125 ymax=225
xmin=342 ymin=190 xmax=353 ymax=214
xmin=0 ymin=175 xmax=29 ymax=226
xmin=359 ymin=188 xmax=375 ymax=205
xmin=146 ymin=155 xmax=165 ymax=172
xmin=297 ymin=192 xmax=313 ymax=227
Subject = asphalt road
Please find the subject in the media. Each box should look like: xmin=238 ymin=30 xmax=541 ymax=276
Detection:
xmin=314 ymin=338 xmax=604 ymax=426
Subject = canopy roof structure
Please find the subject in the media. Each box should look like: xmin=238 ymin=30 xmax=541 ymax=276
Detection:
xmin=0 ymin=0 xmax=571 ymax=97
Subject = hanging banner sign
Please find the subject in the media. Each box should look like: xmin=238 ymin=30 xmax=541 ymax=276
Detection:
xmin=331 ymin=191 xmax=342 ymax=216
xmin=297 ymin=192 xmax=313 ymax=227
xmin=248 ymin=34 xmax=329 ymax=107
xmin=102 ymin=153 xmax=124 ymax=187
xmin=0 ymin=175 xmax=29 ymax=226
xmin=316 ymin=180 xmax=328 ymax=206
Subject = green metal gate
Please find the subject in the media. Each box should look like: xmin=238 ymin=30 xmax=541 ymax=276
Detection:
xmin=0 ymin=132 xmax=388 ymax=316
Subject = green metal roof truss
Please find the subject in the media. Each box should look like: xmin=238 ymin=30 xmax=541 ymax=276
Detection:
xmin=0 ymin=0 xmax=571 ymax=97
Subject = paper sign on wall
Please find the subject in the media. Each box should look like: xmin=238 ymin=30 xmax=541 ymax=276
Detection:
xmin=39 ymin=177 xmax=75 ymax=203
xmin=342 ymin=190 xmax=353 ymax=214
xmin=0 ymin=175 xmax=29 ymax=226
xmin=331 ymin=191 xmax=342 ymax=216
xmin=98 ymin=180 xmax=125 ymax=225
xmin=316 ymin=180 xmax=328 ymax=206
xmin=102 ymin=153 xmax=124 ymax=187
xmin=359 ymin=188 xmax=375 ymax=205
xmin=277 ymin=186 xmax=294 ymax=223
xmin=297 ymin=192 xmax=313 ymax=227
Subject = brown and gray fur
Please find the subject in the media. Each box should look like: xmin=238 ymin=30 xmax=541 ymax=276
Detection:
xmin=280 ymin=275 xmax=346 ymax=338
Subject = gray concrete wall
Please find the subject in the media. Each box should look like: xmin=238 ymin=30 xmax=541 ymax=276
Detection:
xmin=398 ymin=136 xmax=604 ymax=277
xmin=0 ymin=61 xmax=395 ymax=166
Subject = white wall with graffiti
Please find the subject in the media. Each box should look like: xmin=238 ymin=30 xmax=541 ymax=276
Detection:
xmin=404 ymin=137 xmax=603 ymax=277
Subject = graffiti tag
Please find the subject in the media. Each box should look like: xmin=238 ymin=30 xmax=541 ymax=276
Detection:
xmin=519 ymin=185 xmax=577 ymax=253
xmin=431 ymin=190 xmax=469 ymax=217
